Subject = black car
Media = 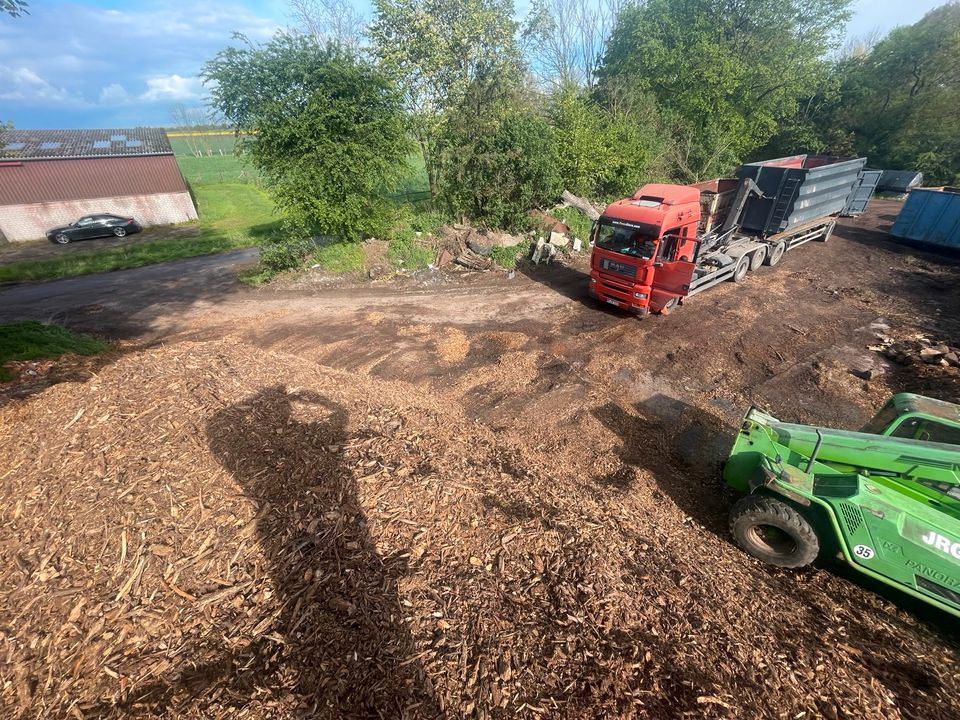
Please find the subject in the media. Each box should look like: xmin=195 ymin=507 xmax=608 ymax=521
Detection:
xmin=46 ymin=214 xmax=143 ymax=244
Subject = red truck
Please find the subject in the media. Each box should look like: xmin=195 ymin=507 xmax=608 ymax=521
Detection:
xmin=587 ymin=155 xmax=878 ymax=315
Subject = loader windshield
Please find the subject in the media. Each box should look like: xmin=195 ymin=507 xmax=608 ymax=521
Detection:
xmin=595 ymin=220 xmax=658 ymax=260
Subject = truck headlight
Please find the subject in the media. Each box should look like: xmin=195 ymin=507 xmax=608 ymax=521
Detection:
xmin=634 ymin=292 xmax=648 ymax=299
xmin=590 ymin=277 xmax=597 ymax=283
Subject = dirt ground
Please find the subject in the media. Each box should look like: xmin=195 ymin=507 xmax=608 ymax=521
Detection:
xmin=1 ymin=201 xmax=959 ymax=719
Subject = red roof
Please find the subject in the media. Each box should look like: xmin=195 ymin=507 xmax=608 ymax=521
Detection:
xmin=0 ymin=155 xmax=189 ymax=205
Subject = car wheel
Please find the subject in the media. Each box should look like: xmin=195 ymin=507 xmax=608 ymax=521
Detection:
xmin=113 ymin=227 xmax=127 ymax=237
xmin=54 ymin=233 xmax=71 ymax=245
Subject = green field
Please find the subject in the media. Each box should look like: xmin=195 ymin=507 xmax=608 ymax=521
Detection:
xmin=168 ymin=135 xmax=262 ymax=186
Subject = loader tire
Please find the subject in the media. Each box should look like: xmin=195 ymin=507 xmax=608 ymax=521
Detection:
xmin=729 ymin=495 xmax=819 ymax=569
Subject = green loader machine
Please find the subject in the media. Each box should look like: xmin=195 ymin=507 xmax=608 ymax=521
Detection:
xmin=723 ymin=393 xmax=960 ymax=618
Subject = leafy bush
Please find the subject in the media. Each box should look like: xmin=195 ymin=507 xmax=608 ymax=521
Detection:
xmin=440 ymin=98 xmax=563 ymax=230
xmin=387 ymin=228 xmax=434 ymax=270
xmin=549 ymin=87 xmax=669 ymax=201
xmin=258 ymin=235 xmax=313 ymax=274
xmin=205 ymin=35 xmax=412 ymax=242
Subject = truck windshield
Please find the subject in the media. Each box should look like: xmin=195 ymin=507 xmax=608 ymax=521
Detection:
xmin=595 ymin=221 xmax=658 ymax=260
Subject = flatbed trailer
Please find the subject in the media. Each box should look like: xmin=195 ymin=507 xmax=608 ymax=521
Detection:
xmin=684 ymin=217 xmax=836 ymax=297
xmin=588 ymin=154 xmax=869 ymax=315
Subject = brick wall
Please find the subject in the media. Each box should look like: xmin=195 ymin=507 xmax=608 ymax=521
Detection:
xmin=0 ymin=191 xmax=198 ymax=242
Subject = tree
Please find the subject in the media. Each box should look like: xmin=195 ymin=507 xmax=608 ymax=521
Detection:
xmin=547 ymin=86 xmax=668 ymax=200
xmin=599 ymin=0 xmax=852 ymax=179
xmin=830 ymin=3 xmax=960 ymax=184
xmin=204 ymin=34 xmax=411 ymax=242
xmin=368 ymin=0 xmax=522 ymax=199
xmin=1 ymin=1 xmax=28 ymax=17
xmin=289 ymin=0 xmax=364 ymax=49
xmin=521 ymin=0 xmax=624 ymax=90
xmin=438 ymin=77 xmax=562 ymax=229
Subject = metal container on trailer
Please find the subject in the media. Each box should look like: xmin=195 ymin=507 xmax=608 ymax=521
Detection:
xmin=735 ymin=155 xmax=868 ymax=236
xmin=890 ymin=188 xmax=960 ymax=250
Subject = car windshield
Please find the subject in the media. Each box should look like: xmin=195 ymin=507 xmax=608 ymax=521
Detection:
xmin=595 ymin=221 xmax=659 ymax=260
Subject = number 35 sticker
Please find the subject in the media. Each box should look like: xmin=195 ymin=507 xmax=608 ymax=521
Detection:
xmin=854 ymin=544 xmax=875 ymax=560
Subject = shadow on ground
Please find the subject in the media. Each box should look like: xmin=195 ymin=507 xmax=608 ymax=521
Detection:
xmin=92 ymin=385 xmax=440 ymax=717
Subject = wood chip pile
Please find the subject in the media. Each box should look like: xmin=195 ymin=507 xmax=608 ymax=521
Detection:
xmin=1 ymin=340 xmax=956 ymax=719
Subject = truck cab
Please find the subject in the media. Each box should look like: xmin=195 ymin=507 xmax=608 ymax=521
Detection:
xmin=588 ymin=184 xmax=701 ymax=315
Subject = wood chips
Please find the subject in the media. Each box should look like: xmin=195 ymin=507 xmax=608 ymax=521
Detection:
xmin=0 ymin=339 xmax=957 ymax=719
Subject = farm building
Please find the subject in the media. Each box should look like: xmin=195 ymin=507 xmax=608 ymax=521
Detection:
xmin=0 ymin=128 xmax=197 ymax=242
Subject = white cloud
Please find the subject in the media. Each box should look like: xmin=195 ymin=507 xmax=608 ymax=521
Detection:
xmin=140 ymin=74 xmax=206 ymax=102
xmin=0 ymin=66 xmax=78 ymax=103
xmin=99 ymin=83 xmax=131 ymax=104
xmin=0 ymin=1 xmax=284 ymax=125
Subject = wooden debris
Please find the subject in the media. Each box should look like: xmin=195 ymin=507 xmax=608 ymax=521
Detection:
xmin=0 ymin=339 xmax=956 ymax=719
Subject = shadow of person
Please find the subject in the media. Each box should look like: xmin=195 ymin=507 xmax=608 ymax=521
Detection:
xmin=205 ymin=385 xmax=440 ymax=717
xmin=98 ymin=385 xmax=440 ymax=718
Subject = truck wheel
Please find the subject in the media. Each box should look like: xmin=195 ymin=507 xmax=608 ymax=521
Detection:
xmin=732 ymin=255 xmax=750 ymax=283
xmin=765 ymin=241 xmax=786 ymax=267
xmin=729 ymin=495 xmax=820 ymax=568
xmin=749 ymin=247 xmax=767 ymax=271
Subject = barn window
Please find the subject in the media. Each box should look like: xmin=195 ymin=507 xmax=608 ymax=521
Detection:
xmin=40 ymin=142 xmax=61 ymax=150
xmin=4 ymin=142 xmax=25 ymax=151
xmin=93 ymin=140 xmax=111 ymax=149
xmin=110 ymin=134 xmax=126 ymax=142
xmin=125 ymin=140 xmax=142 ymax=148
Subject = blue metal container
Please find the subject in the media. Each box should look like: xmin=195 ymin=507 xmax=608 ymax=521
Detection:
xmin=891 ymin=188 xmax=960 ymax=249
xmin=735 ymin=155 xmax=868 ymax=237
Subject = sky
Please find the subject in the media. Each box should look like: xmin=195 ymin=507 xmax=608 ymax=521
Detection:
xmin=0 ymin=0 xmax=951 ymax=130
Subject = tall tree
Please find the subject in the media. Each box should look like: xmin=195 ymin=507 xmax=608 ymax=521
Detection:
xmin=289 ymin=0 xmax=364 ymax=49
xmin=368 ymin=0 xmax=522 ymax=199
xmin=438 ymin=75 xmax=562 ymax=228
xmin=599 ymin=0 xmax=852 ymax=179
xmin=830 ymin=2 xmax=960 ymax=184
xmin=204 ymin=34 xmax=411 ymax=243
xmin=522 ymin=0 xmax=625 ymax=89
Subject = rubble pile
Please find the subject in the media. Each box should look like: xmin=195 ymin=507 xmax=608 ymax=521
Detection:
xmin=873 ymin=333 xmax=960 ymax=373
xmin=434 ymin=225 xmax=524 ymax=271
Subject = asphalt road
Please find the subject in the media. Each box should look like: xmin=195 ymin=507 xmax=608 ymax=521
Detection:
xmin=0 ymin=248 xmax=258 ymax=337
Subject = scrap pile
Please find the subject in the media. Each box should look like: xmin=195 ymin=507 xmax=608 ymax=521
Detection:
xmin=873 ymin=333 xmax=960 ymax=374
xmin=0 ymin=340 xmax=957 ymax=719
xmin=434 ymin=226 xmax=524 ymax=271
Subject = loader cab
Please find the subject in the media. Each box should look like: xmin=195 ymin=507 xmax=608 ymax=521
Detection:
xmin=588 ymin=184 xmax=702 ymax=314
xmin=861 ymin=393 xmax=960 ymax=446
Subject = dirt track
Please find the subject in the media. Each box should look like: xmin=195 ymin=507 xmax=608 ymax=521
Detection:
xmin=1 ymin=201 xmax=959 ymax=718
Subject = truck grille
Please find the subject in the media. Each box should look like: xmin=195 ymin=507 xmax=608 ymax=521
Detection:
xmin=599 ymin=257 xmax=637 ymax=278
xmin=916 ymin=576 xmax=960 ymax=606
xmin=838 ymin=502 xmax=863 ymax=534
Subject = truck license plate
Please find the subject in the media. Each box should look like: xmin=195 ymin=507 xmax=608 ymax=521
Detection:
xmin=606 ymin=298 xmax=621 ymax=307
